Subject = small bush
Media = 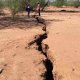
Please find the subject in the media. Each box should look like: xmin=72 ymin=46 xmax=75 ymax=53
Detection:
xmin=0 ymin=0 xmax=4 ymax=8
xmin=53 ymin=0 xmax=65 ymax=7
xmin=30 ymin=0 xmax=37 ymax=8
xmin=0 ymin=0 xmax=4 ymax=15
xmin=72 ymin=1 xmax=80 ymax=8
xmin=40 ymin=0 xmax=46 ymax=7
xmin=5 ymin=0 xmax=27 ymax=19
xmin=62 ymin=1 xmax=80 ymax=8
xmin=30 ymin=0 xmax=46 ymax=9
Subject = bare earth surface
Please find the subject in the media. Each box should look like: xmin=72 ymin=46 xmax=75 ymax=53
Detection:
xmin=0 ymin=8 xmax=80 ymax=80
xmin=43 ymin=12 xmax=80 ymax=80
xmin=0 ymin=28 xmax=46 ymax=80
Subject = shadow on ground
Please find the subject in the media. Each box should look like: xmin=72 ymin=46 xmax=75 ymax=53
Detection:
xmin=0 ymin=16 xmax=38 ymax=29
xmin=0 ymin=15 xmax=63 ymax=30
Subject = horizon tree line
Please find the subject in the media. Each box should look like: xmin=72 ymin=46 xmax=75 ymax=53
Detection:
xmin=0 ymin=0 xmax=80 ymax=19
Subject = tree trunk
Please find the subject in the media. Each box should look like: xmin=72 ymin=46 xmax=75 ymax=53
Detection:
xmin=41 ymin=1 xmax=49 ymax=11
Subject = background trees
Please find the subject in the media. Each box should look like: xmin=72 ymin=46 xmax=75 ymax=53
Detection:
xmin=0 ymin=0 xmax=4 ymax=8
xmin=0 ymin=0 xmax=80 ymax=19
xmin=4 ymin=0 xmax=46 ymax=19
xmin=0 ymin=0 xmax=5 ymax=15
xmin=50 ymin=0 xmax=80 ymax=8
xmin=54 ymin=0 xmax=65 ymax=7
xmin=5 ymin=0 xmax=27 ymax=19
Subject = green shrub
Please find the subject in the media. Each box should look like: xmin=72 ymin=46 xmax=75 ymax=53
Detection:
xmin=0 ymin=0 xmax=4 ymax=14
xmin=72 ymin=1 xmax=80 ymax=8
xmin=5 ymin=0 xmax=27 ymax=19
xmin=30 ymin=0 xmax=45 ymax=8
xmin=30 ymin=0 xmax=37 ymax=8
xmin=63 ymin=1 xmax=80 ymax=8
xmin=54 ymin=0 xmax=65 ymax=7
xmin=0 ymin=0 xmax=4 ymax=8
xmin=40 ymin=0 xmax=45 ymax=7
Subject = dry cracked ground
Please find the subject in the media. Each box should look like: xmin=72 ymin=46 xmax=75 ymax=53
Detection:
xmin=0 ymin=9 xmax=80 ymax=80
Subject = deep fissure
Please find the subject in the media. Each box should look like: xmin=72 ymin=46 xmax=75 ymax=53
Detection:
xmin=28 ymin=32 xmax=54 ymax=80
xmin=43 ymin=59 xmax=54 ymax=80
xmin=28 ymin=17 xmax=54 ymax=80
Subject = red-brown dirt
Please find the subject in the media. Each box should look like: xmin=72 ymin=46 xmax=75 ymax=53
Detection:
xmin=0 ymin=7 xmax=80 ymax=80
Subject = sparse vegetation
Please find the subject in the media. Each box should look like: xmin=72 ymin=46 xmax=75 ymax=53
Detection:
xmin=55 ymin=0 xmax=64 ymax=7
xmin=0 ymin=0 xmax=4 ymax=14
xmin=0 ymin=0 xmax=46 ymax=19
xmin=0 ymin=0 xmax=3 ymax=8
xmin=65 ymin=0 xmax=80 ymax=8
xmin=30 ymin=0 xmax=37 ymax=8
xmin=50 ymin=0 xmax=80 ymax=8
xmin=5 ymin=0 xmax=27 ymax=19
xmin=0 ymin=0 xmax=80 ymax=19
xmin=30 ymin=0 xmax=46 ymax=9
xmin=40 ymin=0 xmax=46 ymax=7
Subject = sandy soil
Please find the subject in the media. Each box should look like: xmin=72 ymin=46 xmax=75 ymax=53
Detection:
xmin=0 ymin=8 xmax=80 ymax=80
xmin=43 ymin=12 xmax=80 ymax=80
xmin=0 ymin=28 xmax=46 ymax=80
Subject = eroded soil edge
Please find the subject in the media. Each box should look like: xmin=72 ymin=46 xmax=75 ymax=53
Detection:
xmin=27 ymin=17 xmax=54 ymax=80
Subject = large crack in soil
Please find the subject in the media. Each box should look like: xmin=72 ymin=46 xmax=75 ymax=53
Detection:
xmin=27 ymin=17 xmax=54 ymax=80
